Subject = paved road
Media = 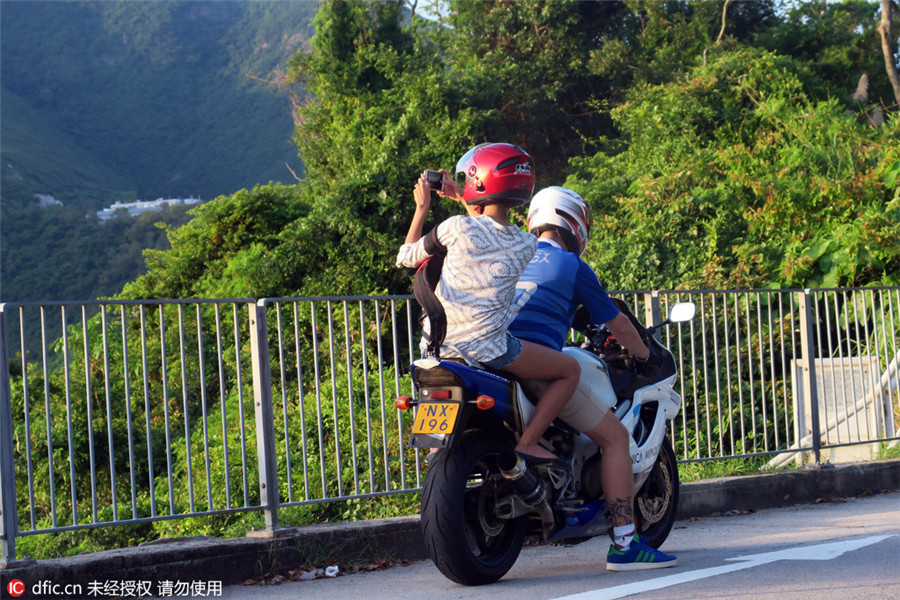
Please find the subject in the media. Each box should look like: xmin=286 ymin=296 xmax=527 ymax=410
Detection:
xmin=225 ymin=492 xmax=900 ymax=600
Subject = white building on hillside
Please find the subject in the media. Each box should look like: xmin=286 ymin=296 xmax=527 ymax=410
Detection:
xmin=97 ymin=197 xmax=201 ymax=223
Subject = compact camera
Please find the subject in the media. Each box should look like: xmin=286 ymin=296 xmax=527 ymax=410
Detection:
xmin=425 ymin=170 xmax=443 ymax=191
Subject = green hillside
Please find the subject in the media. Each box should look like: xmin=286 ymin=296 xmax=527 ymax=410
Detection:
xmin=1 ymin=0 xmax=316 ymax=206
xmin=0 ymin=0 xmax=317 ymax=302
xmin=1 ymin=87 xmax=132 ymax=206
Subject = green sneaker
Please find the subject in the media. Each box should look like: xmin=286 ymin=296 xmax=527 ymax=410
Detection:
xmin=606 ymin=535 xmax=678 ymax=571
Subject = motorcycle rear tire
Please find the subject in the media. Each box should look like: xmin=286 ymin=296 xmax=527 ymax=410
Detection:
xmin=634 ymin=435 xmax=679 ymax=548
xmin=420 ymin=431 xmax=527 ymax=585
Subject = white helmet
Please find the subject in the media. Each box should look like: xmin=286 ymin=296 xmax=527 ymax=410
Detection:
xmin=527 ymin=186 xmax=592 ymax=255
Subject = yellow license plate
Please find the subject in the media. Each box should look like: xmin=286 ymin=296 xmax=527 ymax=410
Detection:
xmin=412 ymin=402 xmax=460 ymax=435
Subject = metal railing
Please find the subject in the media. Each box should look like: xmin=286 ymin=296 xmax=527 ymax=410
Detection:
xmin=1 ymin=288 xmax=898 ymax=562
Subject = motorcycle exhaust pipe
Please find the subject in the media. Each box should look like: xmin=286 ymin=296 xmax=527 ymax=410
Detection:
xmin=499 ymin=453 xmax=546 ymax=505
xmin=499 ymin=452 xmax=555 ymax=538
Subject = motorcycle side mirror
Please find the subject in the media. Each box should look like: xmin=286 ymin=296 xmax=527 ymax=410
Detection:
xmin=668 ymin=302 xmax=696 ymax=323
xmin=648 ymin=302 xmax=697 ymax=334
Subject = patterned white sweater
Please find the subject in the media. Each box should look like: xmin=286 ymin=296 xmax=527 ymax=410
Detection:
xmin=397 ymin=215 xmax=537 ymax=363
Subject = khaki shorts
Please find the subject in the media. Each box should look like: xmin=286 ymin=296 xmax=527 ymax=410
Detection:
xmin=520 ymin=377 xmax=610 ymax=433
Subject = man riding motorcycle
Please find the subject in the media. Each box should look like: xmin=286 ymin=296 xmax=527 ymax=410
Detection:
xmin=509 ymin=186 xmax=678 ymax=571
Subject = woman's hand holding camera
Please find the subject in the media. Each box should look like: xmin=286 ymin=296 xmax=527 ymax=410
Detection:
xmin=422 ymin=169 xmax=480 ymax=216
xmin=414 ymin=172 xmax=432 ymax=212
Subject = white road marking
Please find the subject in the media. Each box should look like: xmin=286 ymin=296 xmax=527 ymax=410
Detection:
xmin=552 ymin=535 xmax=893 ymax=600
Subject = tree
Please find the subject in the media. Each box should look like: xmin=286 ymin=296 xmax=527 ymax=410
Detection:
xmin=567 ymin=48 xmax=900 ymax=291
xmin=879 ymin=0 xmax=900 ymax=105
xmin=756 ymin=0 xmax=897 ymax=109
xmin=121 ymin=0 xmax=899 ymax=301
xmin=120 ymin=185 xmax=311 ymax=299
xmin=588 ymin=0 xmax=775 ymax=89
xmin=281 ymin=0 xmax=474 ymax=296
xmin=443 ymin=0 xmax=624 ymax=181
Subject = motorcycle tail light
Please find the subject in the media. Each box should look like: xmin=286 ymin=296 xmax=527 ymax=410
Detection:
xmin=428 ymin=389 xmax=451 ymax=399
xmin=395 ymin=396 xmax=412 ymax=410
xmin=414 ymin=366 xmax=463 ymax=387
xmin=476 ymin=395 xmax=495 ymax=410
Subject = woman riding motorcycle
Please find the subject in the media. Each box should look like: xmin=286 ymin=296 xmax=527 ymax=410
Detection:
xmin=396 ymin=144 xmax=581 ymax=463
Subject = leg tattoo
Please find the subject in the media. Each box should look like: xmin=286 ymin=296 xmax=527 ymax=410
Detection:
xmin=608 ymin=497 xmax=633 ymax=527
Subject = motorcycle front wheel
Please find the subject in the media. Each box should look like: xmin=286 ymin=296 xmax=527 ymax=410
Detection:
xmin=420 ymin=431 xmax=527 ymax=585
xmin=634 ymin=435 xmax=679 ymax=548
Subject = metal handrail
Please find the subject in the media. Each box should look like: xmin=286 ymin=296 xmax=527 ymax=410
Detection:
xmin=1 ymin=287 xmax=898 ymax=563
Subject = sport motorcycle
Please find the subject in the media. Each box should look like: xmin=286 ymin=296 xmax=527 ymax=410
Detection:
xmin=395 ymin=299 xmax=696 ymax=585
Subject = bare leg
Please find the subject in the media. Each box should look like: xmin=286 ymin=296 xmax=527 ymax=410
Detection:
xmin=501 ymin=340 xmax=580 ymax=459
xmin=583 ymin=411 xmax=634 ymax=527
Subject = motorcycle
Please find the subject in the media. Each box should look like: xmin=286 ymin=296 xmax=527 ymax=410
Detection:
xmin=395 ymin=299 xmax=696 ymax=585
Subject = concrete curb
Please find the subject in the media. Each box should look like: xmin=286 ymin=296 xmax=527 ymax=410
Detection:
xmin=677 ymin=458 xmax=900 ymax=519
xmin=2 ymin=459 xmax=898 ymax=597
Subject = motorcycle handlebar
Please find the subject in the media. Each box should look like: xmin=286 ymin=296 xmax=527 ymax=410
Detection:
xmin=600 ymin=351 xmax=631 ymax=362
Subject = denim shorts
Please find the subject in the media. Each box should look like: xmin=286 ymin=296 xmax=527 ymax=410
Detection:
xmin=482 ymin=332 xmax=523 ymax=369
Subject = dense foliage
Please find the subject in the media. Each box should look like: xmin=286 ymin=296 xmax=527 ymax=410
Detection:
xmin=9 ymin=297 xmax=420 ymax=560
xmin=122 ymin=0 xmax=899 ymax=302
xmin=5 ymin=0 xmax=900 ymax=562
xmin=120 ymin=185 xmax=312 ymax=299
xmin=0 ymin=200 xmax=192 ymax=305
xmin=571 ymin=47 xmax=900 ymax=290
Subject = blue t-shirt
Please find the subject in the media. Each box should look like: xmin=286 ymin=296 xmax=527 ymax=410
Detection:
xmin=509 ymin=240 xmax=619 ymax=351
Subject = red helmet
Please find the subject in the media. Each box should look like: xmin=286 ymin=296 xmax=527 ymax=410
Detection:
xmin=454 ymin=143 xmax=535 ymax=206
